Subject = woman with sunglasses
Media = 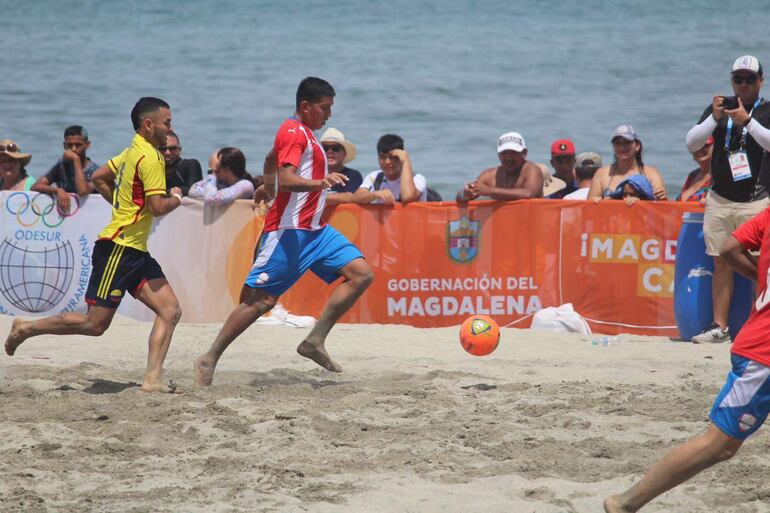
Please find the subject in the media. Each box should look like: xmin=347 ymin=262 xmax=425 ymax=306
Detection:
xmin=587 ymin=125 xmax=667 ymax=201
xmin=188 ymin=147 xmax=255 ymax=205
xmin=0 ymin=139 xmax=36 ymax=192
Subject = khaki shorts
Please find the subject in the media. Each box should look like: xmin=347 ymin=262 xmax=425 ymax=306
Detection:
xmin=703 ymin=190 xmax=770 ymax=256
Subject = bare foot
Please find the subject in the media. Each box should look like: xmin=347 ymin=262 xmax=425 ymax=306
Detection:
xmin=297 ymin=340 xmax=343 ymax=372
xmin=603 ymin=495 xmax=633 ymax=513
xmin=141 ymin=379 xmax=182 ymax=394
xmin=194 ymin=355 xmax=217 ymax=386
xmin=5 ymin=318 xmax=26 ymax=356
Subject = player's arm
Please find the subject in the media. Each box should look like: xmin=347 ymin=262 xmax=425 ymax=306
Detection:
xmin=277 ymin=164 xmax=346 ymax=192
xmin=720 ymin=235 xmax=758 ymax=280
xmin=92 ymin=164 xmax=116 ymax=203
xmin=146 ymin=188 xmax=182 ymax=216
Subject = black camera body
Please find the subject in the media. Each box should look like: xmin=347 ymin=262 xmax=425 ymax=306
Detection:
xmin=722 ymin=96 xmax=740 ymax=110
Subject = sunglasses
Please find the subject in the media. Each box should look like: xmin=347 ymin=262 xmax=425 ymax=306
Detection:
xmin=323 ymin=144 xmax=343 ymax=153
xmin=732 ymin=75 xmax=758 ymax=85
xmin=159 ymin=145 xmax=180 ymax=152
xmin=0 ymin=144 xmax=20 ymax=153
xmin=553 ymin=155 xmax=575 ymax=163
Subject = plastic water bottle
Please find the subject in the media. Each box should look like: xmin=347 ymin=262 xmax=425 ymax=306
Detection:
xmin=591 ymin=336 xmax=620 ymax=346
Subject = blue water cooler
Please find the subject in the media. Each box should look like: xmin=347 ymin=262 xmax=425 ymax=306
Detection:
xmin=674 ymin=212 xmax=754 ymax=341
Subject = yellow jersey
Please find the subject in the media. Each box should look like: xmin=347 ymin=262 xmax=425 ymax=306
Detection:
xmin=98 ymin=134 xmax=167 ymax=251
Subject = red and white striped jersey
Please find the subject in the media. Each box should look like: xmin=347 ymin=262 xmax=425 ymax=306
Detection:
xmin=263 ymin=117 xmax=327 ymax=232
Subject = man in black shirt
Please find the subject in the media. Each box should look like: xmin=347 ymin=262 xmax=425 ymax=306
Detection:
xmin=161 ymin=130 xmax=202 ymax=196
xmin=319 ymin=127 xmax=363 ymax=205
xmin=686 ymin=55 xmax=770 ymax=343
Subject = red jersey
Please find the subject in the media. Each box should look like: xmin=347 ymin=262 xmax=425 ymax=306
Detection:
xmin=263 ymin=118 xmax=327 ymax=232
xmin=732 ymin=207 xmax=770 ymax=366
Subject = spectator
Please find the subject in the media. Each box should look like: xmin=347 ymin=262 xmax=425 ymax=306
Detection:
xmin=161 ymin=130 xmax=202 ymax=196
xmin=588 ymin=124 xmax=667 ymax=201
xmin=540 ymin=164 xmax=567 ymax=197
xmin=32 ymin=126 xmax=98 ymax=212
xmin=0 ymin=139 xmax=34 ymax=191
xmin=456 ymin=131 xmax=543 ymax=202
xmin=354 ymin=134 xmax=426 ymax=204
xmin=602 ymin=174 xmax=656 ymax=206
xmin=686 ymin=55 xmax=770 ymax=343
xmin=547 ymin=138 xmax=578 ymax=198
xmin=320 ymin=128 xmax=363 ymax=205
xmin=207 ymin=149 xmax=219 ymax=175
xmin=188 ymin=147 xmax=254 ymax=205
xmin=564 ymin=152 xmax=602 ymax=200
xmin=677 ymin=136 xmax=714 ymax=204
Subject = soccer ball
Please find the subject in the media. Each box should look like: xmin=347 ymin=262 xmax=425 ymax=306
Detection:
xmin=459 ymin=315 xmax=500 ymax=356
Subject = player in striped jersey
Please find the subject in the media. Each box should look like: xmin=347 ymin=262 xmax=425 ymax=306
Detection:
xmin=195 ymin=78 xmax=373 ymax=386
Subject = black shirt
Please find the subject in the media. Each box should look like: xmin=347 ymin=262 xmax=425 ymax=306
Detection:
xmin=698 ymin=100 xmax=770 ymax=202
xmin=548 ymin=183 xmax=578 ymax=199
xmin=43 ymin=158 xmax=99 ymax=194
xmin=329 ymin=166 xmax=363 ymax=194
xmin=165 ymin=158 xmax=203 ymax=196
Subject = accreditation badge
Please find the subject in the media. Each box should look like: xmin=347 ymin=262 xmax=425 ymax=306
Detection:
xmin=729 ymin=151 xmax=752 ymax=181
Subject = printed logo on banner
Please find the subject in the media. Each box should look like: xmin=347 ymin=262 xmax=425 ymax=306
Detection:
xmin=579 ymin=233 xmax=676 ymax=297
xmin=0 ymin=192 xmax=91 ymax=316
xmin=447 ymin=216 xmax=480 ymax=263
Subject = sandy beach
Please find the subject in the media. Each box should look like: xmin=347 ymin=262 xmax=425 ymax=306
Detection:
xmin=1 ymin=315 xmax=769 ymax=513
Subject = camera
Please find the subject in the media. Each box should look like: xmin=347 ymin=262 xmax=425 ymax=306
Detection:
xmin=722 ymin=96 xmax=739 ymax=110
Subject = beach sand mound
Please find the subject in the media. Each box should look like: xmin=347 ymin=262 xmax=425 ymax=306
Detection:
xmin=1 ymin=316 xmax=768 ymax=512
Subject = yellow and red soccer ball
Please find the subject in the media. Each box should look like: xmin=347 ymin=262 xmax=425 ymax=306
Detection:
xmin=459 ymin=315 xmax=500 ymax=356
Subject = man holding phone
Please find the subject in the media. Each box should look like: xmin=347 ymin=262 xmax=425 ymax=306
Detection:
xmin=686 ymin=55 xmax=770 ymax=343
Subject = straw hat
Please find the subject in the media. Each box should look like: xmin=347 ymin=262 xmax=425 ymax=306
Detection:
xmin=538 ymin=163 xmax=566 ymax=196
xmin=0 ymin=139 xmax=31 ymax=167
xmin=319 ymin=128 xmax=357 ymax=164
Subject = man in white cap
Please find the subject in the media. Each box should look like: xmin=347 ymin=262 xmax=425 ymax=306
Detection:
xmin=686 ymin=55 xmax=770 ymax=343
xmin=456 ymin=131 xmax=543 ymax=202
xmin=319 ymin=127 xmax=363 ymax=205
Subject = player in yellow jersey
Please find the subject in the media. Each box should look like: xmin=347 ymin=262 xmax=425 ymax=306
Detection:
xmin=5 ymin=97 xmax=184 ymax=394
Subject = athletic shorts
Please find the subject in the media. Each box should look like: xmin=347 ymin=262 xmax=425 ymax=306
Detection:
xmin=710 ymin=354 xmax=770 ymax=440
xmin=244 ymin=225 xmax=363 ymax=296
xmin=703 ymin=191 xmax=769 ymax=256
xmin=85 ymin=240 xmax=165 ymax=308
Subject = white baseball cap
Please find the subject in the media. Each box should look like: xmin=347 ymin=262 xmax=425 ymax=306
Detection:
xmin=498 ymin=131 xmax=526 ymax=153
xmin=732 ymin=55 xmax=763 ymax=76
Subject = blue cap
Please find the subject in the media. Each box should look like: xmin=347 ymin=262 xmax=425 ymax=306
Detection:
xmin=611 ymin=174 xmax=655 ymax=200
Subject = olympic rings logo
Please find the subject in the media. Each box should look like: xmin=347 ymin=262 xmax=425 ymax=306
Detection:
xmin=3 ymin=192 xmax=81 ymax=228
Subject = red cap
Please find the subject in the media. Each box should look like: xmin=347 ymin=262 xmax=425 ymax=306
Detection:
xmin=551 ymin=139 xmax=576 ymax=156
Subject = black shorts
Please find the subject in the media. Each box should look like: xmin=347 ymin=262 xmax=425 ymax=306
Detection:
xmin=85 ymin=240 xmax=165 ymax=308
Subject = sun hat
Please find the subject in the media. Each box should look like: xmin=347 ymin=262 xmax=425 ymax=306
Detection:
xmin=550 ymin=139 xmax=576 ymax=156
xmin=611 ymin=124 xmax=639 ymax=143
xmin=319 ymin=128 xmax=357 ymax=164
xmin=732 ymin=55 xmax=763 ymax=77
xmin=0 ymin=139 xmax=31 ymax=167
xmin=611 ymin=174 xmax=655 ymax=201
xmin=498 ymin=131 xmax=526 ymax=153
xmin=539 ymin=164 xmax=567 ymax=196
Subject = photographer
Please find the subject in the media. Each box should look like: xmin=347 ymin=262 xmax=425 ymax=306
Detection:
xmin=685 ymin=55 xmax=770 ymax=343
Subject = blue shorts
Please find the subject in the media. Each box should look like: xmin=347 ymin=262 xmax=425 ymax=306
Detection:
xmin=710 ymin=354 xmax=770 ymax=440
xmin=244 ymin=225 xmax=363 ymax=296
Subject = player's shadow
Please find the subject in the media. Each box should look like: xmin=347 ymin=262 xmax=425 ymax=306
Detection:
xmin=82 ymin=379 xmax=140 ymax=394
xmin=248 ymin=370 xmax=345 ymax=390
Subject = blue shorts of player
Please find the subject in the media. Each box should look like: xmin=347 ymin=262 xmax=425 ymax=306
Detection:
xmin=244 ymin=225 xmax=363 ymax=296
xmin=710 ymin=354 xmax=770 ymax=440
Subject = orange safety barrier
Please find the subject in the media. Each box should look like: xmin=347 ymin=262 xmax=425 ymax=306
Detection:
xmin=278 ymin=199 xmax=702 ymax=335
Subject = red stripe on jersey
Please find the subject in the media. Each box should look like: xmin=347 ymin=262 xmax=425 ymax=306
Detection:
xmin=132 ymin=156 xmax=146 ymax=207
xmin=264 ymin=191 xmax=291 ymax=231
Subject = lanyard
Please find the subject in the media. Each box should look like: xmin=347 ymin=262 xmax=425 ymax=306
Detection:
xmin=725 ymin=98 xmax=762 ymax=152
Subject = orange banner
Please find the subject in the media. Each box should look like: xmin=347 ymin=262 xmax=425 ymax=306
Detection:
xmin=280 ymin=200 xmax=702 ymax=335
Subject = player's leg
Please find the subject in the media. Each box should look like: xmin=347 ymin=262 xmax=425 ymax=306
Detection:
xmin=603 ymin=424 xmax=742 ymax=513
xmin=194 ymin=285 xmax=278 ymax=386
xmin=299 ymin=227 xmax=373 ymax=371
xmin=133 ymin=277 xmax=182 ymax=393
xmin=5 ymin=305 xmax=117 ymax=356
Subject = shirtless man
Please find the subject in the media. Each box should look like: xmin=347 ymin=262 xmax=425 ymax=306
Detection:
xmin=456 ymin=131 xmax=543 ymax=201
